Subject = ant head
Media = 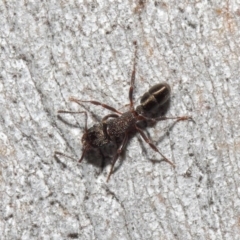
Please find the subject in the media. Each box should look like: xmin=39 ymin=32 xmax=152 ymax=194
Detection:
xmin=81 ymin=124 xmax=109 ymax=148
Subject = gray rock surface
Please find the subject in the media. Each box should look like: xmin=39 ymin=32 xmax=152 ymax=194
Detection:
xmin=0 ymin=1 xmax=239 ymax=239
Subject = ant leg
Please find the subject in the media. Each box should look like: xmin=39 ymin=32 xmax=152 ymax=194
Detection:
xmin=54 ymin=151 xmax=76 ymax=161
xmin=102 ymin=114 xmax=119 ymax=139
xmin=138 ymin=115 xmax=193 ymax=124
xmin=129 ymin=41 xmax=138 ymax=110
xmin=135 ymin=125 xmax=176 ymax=167
xmin=58 ymin=110 xmax=88 ymax=131
xmin=102 ymin=114 xmax=119 ymax=122
xmin=56 ymin=110 xmax=89 ymax=163
xmin=155 ymin=116 xmax=193 ymax=122
xmin=69 ymin=97 xmax=122 ymax=115
xmin=55 ymin=145 xmax=89 ymax=164
xmin=79 ymin=146 xmax=89 ymax=163
xmin=106 ymin=134 xmax=129 ymax=182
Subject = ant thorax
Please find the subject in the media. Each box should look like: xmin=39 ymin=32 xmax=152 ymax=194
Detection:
xmin=106 ymin=112 xmax=137 ymax=138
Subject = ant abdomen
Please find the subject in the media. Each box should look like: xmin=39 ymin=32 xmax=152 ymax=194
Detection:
xmin=138 ymin=83 xmax=171 ymax=113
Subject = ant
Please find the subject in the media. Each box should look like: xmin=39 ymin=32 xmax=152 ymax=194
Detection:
xmin=55 ymin=41 xmax=192 ymax=181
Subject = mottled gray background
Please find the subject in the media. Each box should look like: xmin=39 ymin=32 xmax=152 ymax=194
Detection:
xmin=1 ymin=1 xmax=240 ymax=239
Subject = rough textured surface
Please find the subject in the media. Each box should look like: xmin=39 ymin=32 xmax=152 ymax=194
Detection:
xmin=1 ymin=1 xmax=240 ymax=239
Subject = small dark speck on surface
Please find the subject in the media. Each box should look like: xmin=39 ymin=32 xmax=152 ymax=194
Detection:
xmin=67 ymin=233 xmax=79 ymax=239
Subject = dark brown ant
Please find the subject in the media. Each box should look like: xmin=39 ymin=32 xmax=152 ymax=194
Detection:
xmin=55 ymin=41 xmax=192 ymax=181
